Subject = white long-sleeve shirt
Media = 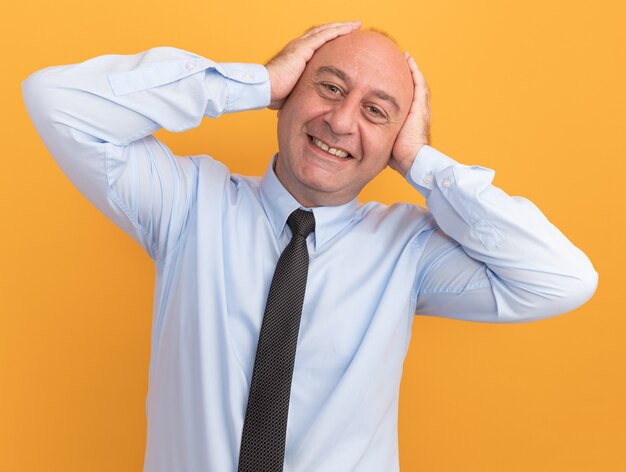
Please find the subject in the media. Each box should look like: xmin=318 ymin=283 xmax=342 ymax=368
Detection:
xmin=22 ymin=46 xmax=598 ymax=471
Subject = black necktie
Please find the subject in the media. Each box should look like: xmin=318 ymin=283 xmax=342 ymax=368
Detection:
xmin=237 ymin=209 xmax=315 ymax=472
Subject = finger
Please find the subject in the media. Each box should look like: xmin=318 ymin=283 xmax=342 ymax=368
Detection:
xmin=299 ymin=23 xmax=361 ymax=60
xmin=301 ymin=21 xmax=361 ymax=39
xmin=406 ymin=54 xmax=430 ymax=112
xmin=406 ymin=55 xmax=426 ymax=94
xmin=300 ymin=22 xmax=361 ymax=49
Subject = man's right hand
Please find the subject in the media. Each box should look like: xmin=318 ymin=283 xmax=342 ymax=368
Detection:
xmin=265 ymin=21 xmax=361 ymax=110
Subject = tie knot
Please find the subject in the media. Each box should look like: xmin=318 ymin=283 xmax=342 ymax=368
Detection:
xmin=287 ymin=209 xmax=315 ymax=238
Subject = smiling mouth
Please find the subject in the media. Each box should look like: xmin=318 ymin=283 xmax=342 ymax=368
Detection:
xmin=309 ymin=135 xmax=353 ymax=159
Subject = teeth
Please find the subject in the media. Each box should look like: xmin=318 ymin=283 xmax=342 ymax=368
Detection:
xmin=313 ymin=138 xmax=351 ymax=158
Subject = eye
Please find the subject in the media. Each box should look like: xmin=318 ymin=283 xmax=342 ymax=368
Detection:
xmin=323 ymin=83 xmax=342 ymax=95
xmin=363 ymin=104 xmax=389 ymax=123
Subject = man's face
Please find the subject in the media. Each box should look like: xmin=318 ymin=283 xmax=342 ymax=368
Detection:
xmin=276 ymin=30 xmax=414 ymax=207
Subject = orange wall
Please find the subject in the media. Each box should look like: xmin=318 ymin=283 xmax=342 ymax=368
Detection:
xmin=2 ymin=0 xmax=624 ymax=470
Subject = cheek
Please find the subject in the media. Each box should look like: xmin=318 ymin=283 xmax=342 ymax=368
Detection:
xmin=278 ymin=99 xmax=317 ymax=138
xmin=277 ymin=107 xmax=302 ymax=152
xmin=360 ymin=127 xmax=398 ymax=162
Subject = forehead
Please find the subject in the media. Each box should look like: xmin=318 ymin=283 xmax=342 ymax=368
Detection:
xmin=305 ymin=31 xmax=413 ymax=110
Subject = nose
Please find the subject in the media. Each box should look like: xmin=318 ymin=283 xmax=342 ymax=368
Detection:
xmin=323 ymin=95 xmax=359 ymax=136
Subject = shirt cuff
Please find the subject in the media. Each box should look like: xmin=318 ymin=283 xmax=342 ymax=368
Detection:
xmin=108 ymin=55 xmax=216 ymax=96
xmin=214 ymin=62 xmax=270 ymax=113
xmin=106 ymin=51 xmax=270 ymax=116
xmin=405 ymin=145 xmax=459 ymax=197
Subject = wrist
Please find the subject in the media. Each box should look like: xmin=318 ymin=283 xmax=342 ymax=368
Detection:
xmin=266 ymin=66 xmax=281 ymax=109
xmin=390 ymin=144 xmax=425 ymax=176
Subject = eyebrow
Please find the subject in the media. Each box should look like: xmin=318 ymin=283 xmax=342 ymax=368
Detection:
xmin=315 ymin=66 xmax=401 ymax=114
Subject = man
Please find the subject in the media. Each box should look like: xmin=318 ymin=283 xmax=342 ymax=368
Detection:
xmin=23 ymin=21 xmax=597 ymax=472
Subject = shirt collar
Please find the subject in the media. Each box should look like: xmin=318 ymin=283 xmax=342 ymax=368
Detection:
xmin=259 ymin=155 xmax=360 ymax=251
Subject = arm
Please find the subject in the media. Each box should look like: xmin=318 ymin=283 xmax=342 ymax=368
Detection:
xmin=22 ymin=47 xmax=270 ymax=261
xmin=392 ymin=56 xmax=597 ymax=322
xmin=22 ymin=23 xmax=361 ymax=261
xmin=409 ymin=145 xmax=597 ymax=322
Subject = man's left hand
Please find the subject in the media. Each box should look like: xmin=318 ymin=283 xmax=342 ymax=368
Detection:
xmin=389 ymin=53 xmax=432 ymax=176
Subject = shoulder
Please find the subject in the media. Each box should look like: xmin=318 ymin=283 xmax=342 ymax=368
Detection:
xmin=189 ymin=154 xmax=230 ymax=176
xmin=189 ymin=154 xmax=266 ymax=206
xmin=349 ymin=200 xmax=439 ymax=249
xmin=188 ymin=155 xmax=260 ymax=186
xmin=356 ymin=200 xmax=436 ymax=230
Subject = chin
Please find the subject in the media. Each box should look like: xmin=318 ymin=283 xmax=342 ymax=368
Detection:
xmin=300 ymin=176 xmax=358 ymax=206
xmin=297 ymin=164 xmax=343 ymax=192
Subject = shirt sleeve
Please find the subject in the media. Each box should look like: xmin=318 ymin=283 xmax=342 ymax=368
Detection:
xmin=22 ymin=46 xmax=270 ymax=261
xmin=406 ymin=145 xmax=598 ymax=323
